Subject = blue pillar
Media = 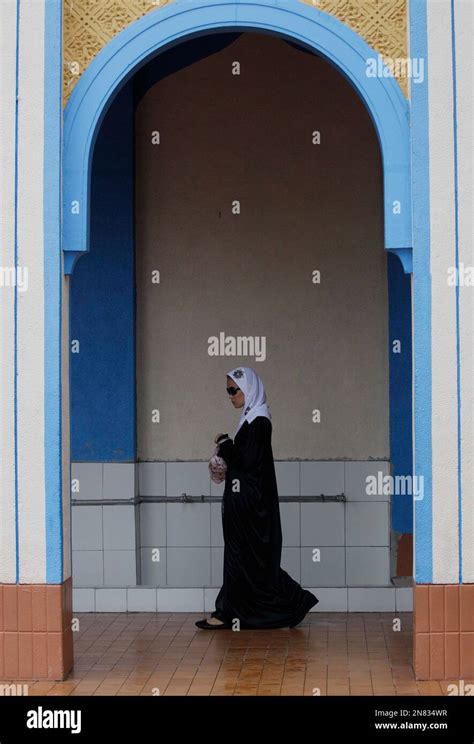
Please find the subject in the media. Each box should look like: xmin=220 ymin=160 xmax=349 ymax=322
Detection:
xmin=388 ymin=252 xmax=413 ymax=533
xmin=70 ymin=82 xmax=136 ymax=462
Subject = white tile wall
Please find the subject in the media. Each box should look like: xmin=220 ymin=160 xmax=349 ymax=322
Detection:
xmin=72 ymin=505 xmax=103 ymax=550
xmin=301 ymin=503 xmax=344 ymax=546
xmin=348 ymin=588 xmax=395 ymax=611
xmin=166 ymin=547 xmax=211 ymax=586
xmin=310 ymin=588 xmax=348 ymax=612
xmin=280 ymin=502 xmax=300 ymax=546
xmin=103 ymin=504 xmax=137 ymax=550
xmin=71 ymin=463 xmax=103 ymax=500
xmin=157 ymin=588 xmax=204 ymax=612
xmin=344 ymin=461 xmax=391 ymax=501
xmin=104 ymin=550 xmax=137 ymax=585
xmin=211 ymin=547 xmax=224 ymax=586
xmin=210 ymin=502 xmax=224 ymax=546
xmin=165 ymin=462 xmax=210 ymax=497
xmin=96 ymin=588 xmax=127 ymax=612
xmin=274 ymin=461 xmax=299 ymax=495
xmin=72 ymin=550 xmax=104 ymax=586
xmin=103 ymin=463 xmax=136 ymax=500
xmin=72 ymin=588 xmax=95 ymax=612
xmin=300 ymin=462 xmax=344 ymax=496
xmin=138 ymin=462 xmax=166 ymax=496
xmin=72 ymin=586 xmax=409 ymax=613
xmin=127 ymin=587 xmax=157 ymax=612
xmin=301 ymin=546 xmax=345 ymax=586
xmin=346 ymin=547 xmax=391 ymax=585
xmin=71 ymin=460 xmax=398 ymax=602
xmin=140 ymin=503 xmax=166 ymax=546
xmin=140 ymin=546 xmax=166 ymax=585
xmin=345 ymin=502 xmax=390 ymax=546
xmin=281 ymin=547 xmax=300 ymax=581
xmin=396 ymin=587 xmax=414 ymax=611
xmin=166 ymin=503 xmax=210 ymax=546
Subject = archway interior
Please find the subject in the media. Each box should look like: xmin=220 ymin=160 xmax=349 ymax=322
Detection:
xmin=70 ymin=32 xmax=413 ymax=591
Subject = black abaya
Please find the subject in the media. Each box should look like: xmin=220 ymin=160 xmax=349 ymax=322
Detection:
xmin=211 ymin=416 xmax=319 ymax=628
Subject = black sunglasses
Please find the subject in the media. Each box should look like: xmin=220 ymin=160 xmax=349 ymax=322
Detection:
xmin=226 ymin=386 xmax=240 ymax=396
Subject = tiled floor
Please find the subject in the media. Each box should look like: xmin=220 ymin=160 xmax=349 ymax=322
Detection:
xmin=5 ymin=612 xmax=473 ymax=696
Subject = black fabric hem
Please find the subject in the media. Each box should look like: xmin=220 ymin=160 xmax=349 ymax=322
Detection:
xmin=211 ymin=593 xmax=319 ymax=630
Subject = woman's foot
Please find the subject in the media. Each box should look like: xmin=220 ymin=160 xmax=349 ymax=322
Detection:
xmin=195 ymin=615 xmax=231 ymax=630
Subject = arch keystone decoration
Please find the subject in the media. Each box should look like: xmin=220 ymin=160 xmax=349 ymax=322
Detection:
xmin=63 ymin=0 xmax=412 ymax=274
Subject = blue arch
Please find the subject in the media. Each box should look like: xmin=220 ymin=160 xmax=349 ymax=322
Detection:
xmin=63 ymin=0 xmax=412 ymax=273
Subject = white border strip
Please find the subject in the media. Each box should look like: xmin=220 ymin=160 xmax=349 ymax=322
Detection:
xmin=0 ymin=0 xmax=19 ymax=583
xmin=455 ymin=0 xmax=474 ymax=583
xmin=427 ymin=0 xmax=459 ymax=583
xmin=17 ymin=0 xmax=46 ymax=583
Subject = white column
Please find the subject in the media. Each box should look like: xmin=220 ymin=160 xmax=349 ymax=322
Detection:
xmin=16 ymin=0 xmax=47 ymax=583
xmin=455 ymin=0 xmax=474 ymax=584
xmin=0 ymin=0 xmax=19 ymax=583
xmin=427 ymin=0 xmax=460 ymax=584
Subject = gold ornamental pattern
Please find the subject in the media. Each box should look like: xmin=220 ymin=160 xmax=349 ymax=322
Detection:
xmin=63 ymin=0 xmax=408 ymax=106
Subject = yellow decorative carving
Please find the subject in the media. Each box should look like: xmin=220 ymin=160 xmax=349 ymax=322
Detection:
xmin=63 ymin=0 xmax=407 ymax=107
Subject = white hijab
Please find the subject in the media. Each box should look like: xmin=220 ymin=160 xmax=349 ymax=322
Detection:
xmin=227 ymin=366 xmax=272 ymax=437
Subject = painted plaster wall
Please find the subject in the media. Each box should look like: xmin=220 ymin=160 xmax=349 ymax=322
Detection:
xmin=135 ymin=33 xmax=391 ymax=461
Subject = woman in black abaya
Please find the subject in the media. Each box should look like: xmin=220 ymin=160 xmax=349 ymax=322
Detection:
xmin=196 ymin=366 xmax=319 ymax=630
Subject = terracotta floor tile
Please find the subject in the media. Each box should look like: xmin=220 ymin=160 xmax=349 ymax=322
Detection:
xmin=3 ymin=610 xmax=453 ymax=696
xmin=234 ymin=688 xmax=259 ymax=695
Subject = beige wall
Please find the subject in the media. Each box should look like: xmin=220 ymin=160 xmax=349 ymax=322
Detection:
xmin=135 ymin=33 xmax=389 ymax=461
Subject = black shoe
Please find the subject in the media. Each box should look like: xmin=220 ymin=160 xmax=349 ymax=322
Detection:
xmin=195 ymin=618 xmax=231 ymax=630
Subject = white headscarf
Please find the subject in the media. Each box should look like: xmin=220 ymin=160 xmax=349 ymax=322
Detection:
xmin=227 ymin=366 xmax=272 ymax=437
